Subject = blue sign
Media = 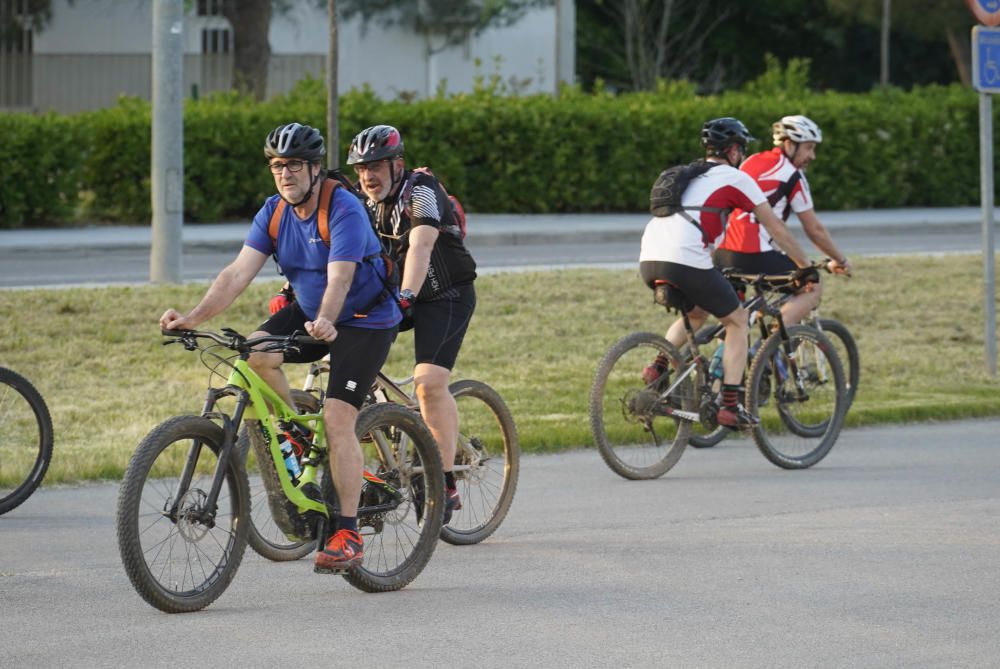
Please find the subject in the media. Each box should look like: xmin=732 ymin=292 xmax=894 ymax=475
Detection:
xmin=973 ymin=26 xmax=1000 ymax=93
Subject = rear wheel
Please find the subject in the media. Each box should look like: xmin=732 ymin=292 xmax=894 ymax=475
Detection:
xmin=322 ymin=402 xmax=444 ymax=592
xmin=589 ymin=332 xmax=693 ymax=480
xmin=116 ymin=416 xmax=249 ymax=613
xmin=0 ymin=368 xmax=53 ymax=515
xmin=440 ymin=380 xmax=520 ymax=546
xmin=241 ymin=389 xmax=319 ymax=562
xmin=815 ymin=318 xmax=859 ymax=410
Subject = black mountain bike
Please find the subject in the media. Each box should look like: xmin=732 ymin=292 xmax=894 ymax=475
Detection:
xmin=590 ymin=267 xmax=847 ymax=479
xmin=0 ymin=367 xmax=54 ymax=515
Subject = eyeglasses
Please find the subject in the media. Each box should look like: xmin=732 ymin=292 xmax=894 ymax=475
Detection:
xmin=353 ymin=160 xmax=388 ymax=175
xmin=268 ymin=159 xmax=307 ymax=174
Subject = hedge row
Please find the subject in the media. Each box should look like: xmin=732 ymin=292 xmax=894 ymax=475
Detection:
xmin=0 ymin=80 xmax=995 ymax=228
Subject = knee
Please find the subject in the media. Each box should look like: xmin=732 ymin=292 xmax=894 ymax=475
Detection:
xmin=323 ymin=401 xmax=358 ymax=448
xmin=415 ymin=379 xmax=448 ymax=405
xmin=248 ymin=350 xmax=281 ymax=373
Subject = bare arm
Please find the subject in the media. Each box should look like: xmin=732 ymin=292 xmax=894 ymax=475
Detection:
xmin=797 ymin=208 xmax=852 ymax=275
xmin=401 ymin=224 xmax=439 ymax=296
xmin=160 ymin=245 xmax=269 ymax=330
xmin=305 ymin=260 xmax=357 ymax=341
xmin=752 ymin=202 xmax=811 ymax=268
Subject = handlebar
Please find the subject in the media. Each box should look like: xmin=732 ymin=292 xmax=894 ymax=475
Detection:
xmin=161 ymin=328 xmax=324 ymax=354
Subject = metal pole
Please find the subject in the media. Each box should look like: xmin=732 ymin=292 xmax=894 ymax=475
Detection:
xmin=150 ymin=0 xmax=184 ymax=284
xmin=327 ymin=0 xmax=339 ymax=171
xmin=981 ymin=91 xmax=997 ymax=376
xmin=880 ymin=0 xmax=891 ymax=87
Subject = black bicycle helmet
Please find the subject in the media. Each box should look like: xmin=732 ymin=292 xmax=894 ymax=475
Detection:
xmin=264 ymin=123 xmax=326 ymax=162
xmin=701 ymin=117 xmax=755 ymax=154
xmin=346 ymin=125 xmax=404 ymax=165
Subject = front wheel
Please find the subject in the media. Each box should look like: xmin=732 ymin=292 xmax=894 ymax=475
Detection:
xmin=324 ymin=402 xmax=444 ymax=593
xmin=440 ymin=380 xmax=520 ymax=546
xmin=0 ymin=368 xmax=54 ymax=515
xmin=815 ymin=318 xmax=860 ymax=410
xmin=590 ymin=332 xmax=693 ymax=480
xmin=116 ymin=416 xmax=250 ymax=613
xmin=746 ymin=325 xmax=846 ymax=470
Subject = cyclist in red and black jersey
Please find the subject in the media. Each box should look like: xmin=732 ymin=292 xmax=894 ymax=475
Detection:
xmin=347 ymin=124 xmax=477 ymax=524
xmin=716 ymin=115 xmax=851 ymax=326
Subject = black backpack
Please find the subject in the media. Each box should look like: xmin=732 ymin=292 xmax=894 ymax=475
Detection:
xmin=649 ymin=160 xmax=726 ymax=242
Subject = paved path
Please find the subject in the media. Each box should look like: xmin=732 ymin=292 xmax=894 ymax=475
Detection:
xmin=3 ymin=419 xmax=999 ymax=667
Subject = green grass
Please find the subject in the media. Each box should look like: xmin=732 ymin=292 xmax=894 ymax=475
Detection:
xmin=1 ymin=255 xmax=999 ymax=485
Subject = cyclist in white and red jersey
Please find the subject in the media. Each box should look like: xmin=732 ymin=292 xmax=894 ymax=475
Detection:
xmin=640 ymin=117 xmax=812 ymax=428
xmin=716 ymin=115 xmax=851 ymax=326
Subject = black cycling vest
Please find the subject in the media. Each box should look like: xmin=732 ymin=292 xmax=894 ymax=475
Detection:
xmin=369 ymin=170 xmax=477 ymax=301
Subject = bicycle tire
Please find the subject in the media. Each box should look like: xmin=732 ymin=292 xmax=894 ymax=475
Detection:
xmin=116 ymin=415 xmax=250 ymax=613
xmin=241 ymin=389 xmax=319 ymax=562
xmin=815 ymin=318 xmax=859 ymax=410
xmin=746 ymin=326 xmax=847 ymax=470
xmin=324 ymin=402 xmax=444 ymax=593
xmin=440 ymin=379 xmax=520 ymax=546
xmin=589 ymin=332 xmax=693 ymax=480
xmin=0 ymin=368 xmax=54 ymax=515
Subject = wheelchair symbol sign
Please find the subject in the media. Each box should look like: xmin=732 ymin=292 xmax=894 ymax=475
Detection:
xmin=968 ymin=0 xmax=1000 ymax=27
xmin=973 ymin=26 xmax=1000 ymax=92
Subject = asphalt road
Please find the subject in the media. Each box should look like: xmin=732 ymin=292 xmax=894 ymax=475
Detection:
xmin=3 ymin=419 xmax=1000 ymax=667
xmin=0 ymin=222 xmax=996 ymax=288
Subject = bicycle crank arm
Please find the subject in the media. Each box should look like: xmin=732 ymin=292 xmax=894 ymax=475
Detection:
xmin=663 ymin=407 xmax=699 ymax=422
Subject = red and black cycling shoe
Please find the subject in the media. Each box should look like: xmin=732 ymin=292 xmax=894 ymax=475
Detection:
xmin=716 ymin=403 xmax=760 ymax=430
xmin=314 ymin=529 xmax=364 ymax=573
xmin=641 ymin=353 xmax=672 ymax=386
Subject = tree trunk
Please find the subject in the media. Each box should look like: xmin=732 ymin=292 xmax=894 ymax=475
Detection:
xmin=945 ymin=26 xmax=971 ymax=87
xmin=222 ymin=0 xmax=272 ymax=100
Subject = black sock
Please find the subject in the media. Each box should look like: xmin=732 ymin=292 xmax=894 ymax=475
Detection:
xmin=337 ymin=516 xmax=357 ymax=533
xmin=445 ymin=471 xmax=456 ymax=490
xmin=722 ymin=384 xmax=741 ymax=408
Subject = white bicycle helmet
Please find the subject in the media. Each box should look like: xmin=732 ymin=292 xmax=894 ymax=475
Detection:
xmin=772 ymin=115 xmax=822 ymax=146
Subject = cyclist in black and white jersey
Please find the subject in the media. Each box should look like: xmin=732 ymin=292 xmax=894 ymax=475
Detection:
xmin=348 ymin=124 xmax=477 ymax=524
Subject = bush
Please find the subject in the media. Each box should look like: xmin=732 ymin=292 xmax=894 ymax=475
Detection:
xmin=0 ymin=80 xmax=996 ymax=228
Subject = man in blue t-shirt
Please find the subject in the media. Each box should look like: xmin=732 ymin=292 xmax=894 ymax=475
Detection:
xmin=160 ymin=123 xmax=400 ymax=573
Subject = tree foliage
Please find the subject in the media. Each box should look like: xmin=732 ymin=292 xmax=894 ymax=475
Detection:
xmin=339 ymin=0 xmax=551 ymax=50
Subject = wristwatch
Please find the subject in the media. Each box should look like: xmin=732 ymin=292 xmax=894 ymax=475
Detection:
xmin=399 ymin=288 xmax=416 ymax=306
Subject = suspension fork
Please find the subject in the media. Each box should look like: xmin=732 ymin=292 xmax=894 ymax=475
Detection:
xmin=170 ymin=386 xmax=249 ymax=524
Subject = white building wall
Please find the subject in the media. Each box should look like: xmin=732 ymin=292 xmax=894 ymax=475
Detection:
xmin=11 ymin=0 xmax=571 ymax=113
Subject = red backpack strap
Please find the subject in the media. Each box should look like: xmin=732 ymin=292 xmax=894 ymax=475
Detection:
xmin=269 ymin=178 xmax=342 ymax=249
xmin=316 ymin=178 xmax=341 ymax=246
xmin=268 ymin=198 xmax=287 ymax=247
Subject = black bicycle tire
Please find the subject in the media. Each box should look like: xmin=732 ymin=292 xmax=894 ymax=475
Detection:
xmin=242 ymin=389 xmax=319 ymax=562
xmin=746 ymin=326 xmax=847 ymax=469
xmin=116 ymin=415 xmax=250 ymax=613
xmin=816 ymin=318 xmax=859 ymax=410
xmin=336 ymin=403 xmax=444 ymax=592
xmin=589 ymin=332 xmax=692 ymax=480
xmin=0 ymin=368 xmax=54 ymax=515
xmin=439 ymin=379 xmax=520 ymax=546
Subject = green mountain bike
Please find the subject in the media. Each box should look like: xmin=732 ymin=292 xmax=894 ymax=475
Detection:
xmin=116 ymin=328 xmax=444 ymax=613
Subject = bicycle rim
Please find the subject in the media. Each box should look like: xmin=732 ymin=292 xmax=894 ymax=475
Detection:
xmin=0 ymin=369 xmax=53 ymax=515
xmin=589 ymin=332 xmax=692 ymax=480
xmin=440 ymin=380 xmax=520 ymax=545
xmin=747 ymin=326 xmax=846 ymax=469
xmin=116 ymin=416 xmax=249 ymax=613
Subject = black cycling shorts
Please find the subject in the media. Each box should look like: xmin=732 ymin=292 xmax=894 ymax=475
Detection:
xmin=412 ymin=283 xmax=476 ymax=371
xmin=639 ymin=260 xmax=741 ymax=318
xmin=713 ymin=249 xmax=810 ymax=294
xmin=259 ymin=302 xmax=397 ymax=409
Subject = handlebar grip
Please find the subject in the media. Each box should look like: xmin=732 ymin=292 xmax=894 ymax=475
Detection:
xmin=161 ymin=328 xmax=189 ymax=337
